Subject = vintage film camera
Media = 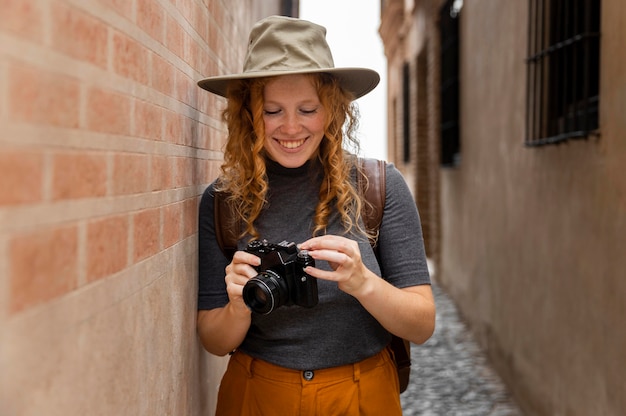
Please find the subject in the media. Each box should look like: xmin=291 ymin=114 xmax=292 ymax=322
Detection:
xmin=243 ymin=240 xmax=318 ymax=314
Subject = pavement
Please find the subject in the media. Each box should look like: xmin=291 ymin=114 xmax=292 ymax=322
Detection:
xmin=400 ymin=282 xmax=524 ymax=415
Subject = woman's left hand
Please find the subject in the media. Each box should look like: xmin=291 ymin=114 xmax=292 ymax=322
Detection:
xmin=301 ymin=235 xmax=436 ymax=345
xmin=298 ymin=235 xmax=372 ymax=296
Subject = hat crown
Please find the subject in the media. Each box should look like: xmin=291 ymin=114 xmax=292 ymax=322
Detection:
xmin=243 ymin=16 xmax=335 ymax=74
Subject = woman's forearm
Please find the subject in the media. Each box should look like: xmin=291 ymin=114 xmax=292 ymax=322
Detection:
xmin=197 ymin=303 xmax=252 ymax=356
xmin=352 ymin=272 xmax=436 ymax=345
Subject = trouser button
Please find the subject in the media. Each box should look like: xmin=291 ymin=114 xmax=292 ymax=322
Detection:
xmin=303 ymin=370 xmax=314 ymax=381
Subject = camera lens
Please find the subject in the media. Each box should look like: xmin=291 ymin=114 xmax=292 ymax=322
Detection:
xmin=252 ymin=286 xmax=268 ymax=304
xmin=242 ymin=271 xmax=288 ymax=314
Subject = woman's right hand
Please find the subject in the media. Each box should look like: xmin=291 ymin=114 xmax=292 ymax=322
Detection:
xmin=196 ymin=250 xmax=261 ymax=356
xmin=224 ymin=250 xmax=261 ymax=312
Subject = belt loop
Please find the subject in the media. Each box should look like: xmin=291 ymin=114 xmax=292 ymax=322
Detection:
xmin=353 ymin=361 xmax=361 ymax=383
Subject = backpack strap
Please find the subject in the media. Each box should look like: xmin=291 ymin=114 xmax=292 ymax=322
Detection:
xmin=213 ymin=190 xmax=239 ymax=260
xmin=357 ymin=159 xmax=412 ymax=392
xmin=356 ymin=157 xmax=386 ymax=252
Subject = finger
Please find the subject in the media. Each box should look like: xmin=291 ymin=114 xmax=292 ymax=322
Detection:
xmin=226 ymin=264 xmax=258 ymax=285
xmin=307 ymin=248 xmax=350 ymax=265
xmin=301 ymin=236 xmax=359 ymax=257
xmin=232 ymin=250 xmax=262 ymax=267
xmin=300 ymin=235 xmax=342 ymax=250
xmin=303 ymin=265 xmax=340 ymax=282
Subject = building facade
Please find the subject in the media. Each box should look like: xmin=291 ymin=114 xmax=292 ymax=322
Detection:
xmin=0 ymin=1 xmax=295 ymax=415
xmin=380 ymin=0 xmax=626 ymax=415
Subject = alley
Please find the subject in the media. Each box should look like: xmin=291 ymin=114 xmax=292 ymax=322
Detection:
xmin=401 ymin=283 xmax=523 ymax=415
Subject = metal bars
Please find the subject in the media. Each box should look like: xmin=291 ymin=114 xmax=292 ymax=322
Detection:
xmin=525 ymin=0 xmax=601 ymax=146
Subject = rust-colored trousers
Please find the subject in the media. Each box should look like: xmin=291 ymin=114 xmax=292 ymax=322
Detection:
xmin=215 ymin=348 xmax=402 ymax=416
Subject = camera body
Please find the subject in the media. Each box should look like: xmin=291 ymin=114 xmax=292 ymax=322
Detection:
xmin=243 ymin=240 xmax=317 ymax=315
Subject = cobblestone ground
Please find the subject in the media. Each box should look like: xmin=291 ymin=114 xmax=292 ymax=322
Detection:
xmin=400 ymin=283 xmax=524 ymax=416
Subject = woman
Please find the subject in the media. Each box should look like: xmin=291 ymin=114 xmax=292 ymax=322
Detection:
xmin=197 ymin=15 xmax=435 ymax=415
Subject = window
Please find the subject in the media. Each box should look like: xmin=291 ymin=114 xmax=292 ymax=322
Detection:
xmin=526 ymin=0 xmax=601 ymax=146
xmin=439 ymin=0 xmax=461 ymax=167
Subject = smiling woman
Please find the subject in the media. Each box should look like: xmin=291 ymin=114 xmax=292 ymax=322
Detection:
xmin=195 ymin=15 xmax=434 ymax=416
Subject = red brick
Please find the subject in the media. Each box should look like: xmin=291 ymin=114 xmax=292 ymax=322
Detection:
xmin=164 ymin=110 xmax=183 ymax=144
xmin=195 ymin=123 xmax=209 ymax=150
xmin=209 ymin=1 xmax=224 ymax=28
xmin=134 ymin=99 xmax=162 ymax=140
xmin=193 ymin=2 xmax=208 ymax=43
xmin=208 ymin=20 xmax=219 ymax=55
xmin=86 ymin=215 xmax=128 ymax=281
xmin=112 ymin=31 xmax=150 ymax=85
xmin=133 ymin=207 xmax=161 ymax=261
xmin=166 ymin=16 xmax=185 ymax=60
xmin=137 ymin=0 xmax=165 ymax=44
xmin=194 ymin=39 xmax=210 ymax=76
xmin=197 ymin=90 xmax=210 ymax=118
xmin=151 ymin=54 xmax=175 ymax=97
xmin=8 ymin=63 xmax=80 ymax=128
xmin=86 ymin=87 xmax=131 ymax=135
xmin=182 ymin=197 xmax=197 ymax=238
xmin=177 ymin=0 xmax=195 ymax=27
xmin=51 ymin=2 xmax=108 ymax=68
xmin=190 ymin=38 xmax=208 ymax=75
xmin=180 ymin=115 xmax=197 ymax=147
xmin=0 ymin=149 xmax=44 ymax=205
xmin=174 ymin=69 xmax=196 ymax=106
xmin=112 ymin=153 xmax=149 ymax=195
xmin=194 ymin=158 xmax=211 ymax=185
xmin=1 ymin=0 xmax=44 ymax=42
xmin=151 ymin=154 xmax=172 ymax=191
xmin=173 ymin=156 xmax=193 ymax=188
xmin=9 ymin=225 xmax=79 ymax=314
xmin=180 ymin=156 xmax=192 ymax=187
xmin=96 ymin=0 xmax=133 ymax=19
xmin=51 ymin=152 xmax=108 ymax=200
xmin=162 ymin=202 xmax=182 ymax=248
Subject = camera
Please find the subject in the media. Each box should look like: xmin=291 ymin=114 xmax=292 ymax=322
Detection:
xmin=242 ymin=240 xmax=318 ymax=315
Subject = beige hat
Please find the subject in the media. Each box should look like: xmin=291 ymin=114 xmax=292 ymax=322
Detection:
xmin=197 ymin=15 xmax=380 ymax=99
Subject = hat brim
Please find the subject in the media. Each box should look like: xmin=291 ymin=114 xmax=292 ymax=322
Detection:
xmin=197 ymin=67 xmax=380 ymax=100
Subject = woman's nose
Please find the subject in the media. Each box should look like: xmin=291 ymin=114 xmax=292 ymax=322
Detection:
xmin=281 ymin=113 xmax=301 ymax=134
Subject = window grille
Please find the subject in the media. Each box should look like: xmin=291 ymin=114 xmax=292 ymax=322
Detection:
xmin=439 ymin=0 xmax=461 ymax=166
xmin=526 ymin=0 xmax=601 ymax=146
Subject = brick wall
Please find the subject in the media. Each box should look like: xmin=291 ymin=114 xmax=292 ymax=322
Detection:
xmin=0 ymin=1 xmax=273 ymax=414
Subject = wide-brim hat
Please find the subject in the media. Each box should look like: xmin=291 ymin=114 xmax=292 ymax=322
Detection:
xmin=197 ymin=15 xmax=380 ymax=99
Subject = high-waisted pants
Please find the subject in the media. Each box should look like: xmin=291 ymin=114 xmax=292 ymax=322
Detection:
xmin=215 ymin=347 xmax=402 ymax=416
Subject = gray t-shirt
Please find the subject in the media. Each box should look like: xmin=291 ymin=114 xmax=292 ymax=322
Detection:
xmin=198 ymin=158 xmax=430 ymax=370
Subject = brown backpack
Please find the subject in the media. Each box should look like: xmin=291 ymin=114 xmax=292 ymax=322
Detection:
xmin=213 ymin=158 xmax=412 ymax=393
